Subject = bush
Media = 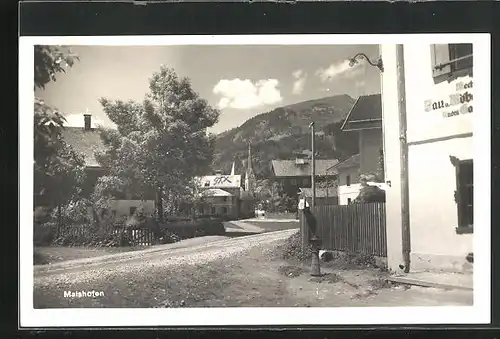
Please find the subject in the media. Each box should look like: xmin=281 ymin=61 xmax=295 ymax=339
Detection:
xmin=34 ymin=222 xmax=56 ymax=246
xmin=280 ymin=231 xmax=312 ymax=262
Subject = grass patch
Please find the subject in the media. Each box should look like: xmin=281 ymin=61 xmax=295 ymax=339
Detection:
xmin=278 ymin=231 xmax=312 ymax=262
xmin=278 ymin=265 xmax=304 ymax=278
xmin=308 ymin=273 xmax=343 ymax=284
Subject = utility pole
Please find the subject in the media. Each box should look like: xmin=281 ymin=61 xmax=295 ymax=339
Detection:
xmin=396 ymin=44 xmax=411 ymax=273
xmin=309 ymin=121 xmax=321 ymax=276
xmin=310 ymin=122 xmax=316 ymax=208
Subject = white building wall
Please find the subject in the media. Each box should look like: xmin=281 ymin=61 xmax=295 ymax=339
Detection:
xmin=337 ymin=182 xmax=388 ymax=205
xmin=381 ymin=43 xmax=473 ymax=273
xmin=110 ymin=200 xmax=155 ymax=218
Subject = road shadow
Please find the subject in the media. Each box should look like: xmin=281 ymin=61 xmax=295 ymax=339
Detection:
xmin=224 ymin=231 xmax=261 ymax=238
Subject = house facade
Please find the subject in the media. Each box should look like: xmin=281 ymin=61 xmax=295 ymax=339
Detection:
xmin=195 ymin=173 xmax=242 ymax=219
xmin=270 ymin=157 xmax=339 ymax=204
xmin=380 ymin=43 xmax=473 ymax=273
xmin=298 ymin=187 xmax=338 ymax=206
xmin=331 ymin=95 xmax=384 ymax=204
xmin=61 ymin=114 xmax=155 ymax=219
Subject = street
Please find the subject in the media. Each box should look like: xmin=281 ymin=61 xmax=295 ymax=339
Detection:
xmin=33 ymin=228 xmax=472 ymax=309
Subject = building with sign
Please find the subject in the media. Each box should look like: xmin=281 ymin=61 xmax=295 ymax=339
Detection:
xmin=195 ymin=172 xmax=242 ymax=218
xmin=380 ymin=43 xmax=473 ymax=274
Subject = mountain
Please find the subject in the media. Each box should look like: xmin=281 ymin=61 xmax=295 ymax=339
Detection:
xmin=212 ymin=94 xmax=360 ymax=180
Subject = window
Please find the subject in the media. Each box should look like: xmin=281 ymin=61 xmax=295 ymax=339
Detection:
xmin=450 ymin=156 xmax=473 ymax=234
xmin=431 ymin=44 xmax=473 ymax=83
xmin=204 ymin=181 xmax=210 ymax=187
xmin=222 ymin=196 xmax=228 ymax=202
xmin=346 ymin=175 xmax=351 ymax=187
xmin=291 ymin=179 xmax=297 ymax=185
xmin=221 ymin=207 xmax=228 ymax=215
xmin=211 ymin=207 xmax=216 ymax=215
xmin=129 ymin=206 xmax=137 ymax=216
xmin=303 ymin=178 xmax=309 ymax=185
xmin=111 ymin=210 xmax=117 ymax=219
xmin=347 ymin=198 xmax=352 ymax=205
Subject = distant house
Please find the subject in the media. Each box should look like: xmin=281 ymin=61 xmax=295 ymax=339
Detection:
xmin=340 ymin=94 xmax=384 ymax=177
xmin=61 ymin=113 xmax=155 ymax=219
xmin=270 ymin=157 xmax=339 ymax=201
xmin=195 ymin=144 xmax=256 ymax=219
xmin=195 ymin=172 xmax=242 ymax=219
xmin=327 ymin=153 xmax=388 ymax=205
xmin=329 ymin=94 xmax=384 ymax=204
xmin=298 ymin=187 xmax=338 ymax=206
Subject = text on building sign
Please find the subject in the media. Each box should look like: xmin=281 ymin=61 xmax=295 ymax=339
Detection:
xmin=424 ymin=80 xmax=473 ymax=118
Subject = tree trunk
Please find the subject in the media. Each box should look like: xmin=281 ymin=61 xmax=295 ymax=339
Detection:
xmin=156 ymin=187 xmax=164 ymax=222
xmin=56 ymin=204 xmax=62 ymax=237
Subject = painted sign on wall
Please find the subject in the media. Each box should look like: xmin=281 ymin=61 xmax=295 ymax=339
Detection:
xmin=424 ymin=80 xmax=473 ymax=118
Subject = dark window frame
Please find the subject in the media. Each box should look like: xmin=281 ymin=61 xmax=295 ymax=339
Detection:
xmin=129 ymin=206 xmax=137 ymax=216
xmin=450 ymin=156 xmax=473 ymax=234
xmin=346 ymin=174 xmax=351 ymax=187
xmin=431 ymin=43 xmax=473 ymax=84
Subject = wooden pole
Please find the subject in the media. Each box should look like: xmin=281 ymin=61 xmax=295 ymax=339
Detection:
xmin=310 ymin=122 xmax=316 ymax=208
xmin=396 ymin=44 xmax=411 ymax=273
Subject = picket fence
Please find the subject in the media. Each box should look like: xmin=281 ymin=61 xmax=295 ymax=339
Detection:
xmin=60 ymin=225 xmax=155 ymax=246
xmin=300 ymin=202 xmax=387 ymax=257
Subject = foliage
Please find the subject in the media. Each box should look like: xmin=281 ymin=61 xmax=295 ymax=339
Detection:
xmin=353 ymin=174 xmax=386 ymax=203
xmin=34 ymin=45 xmax=79 ymax=90
xmin=96 ymin=66 xmax=220 ymax=219
xmin=34 ymin=46 xmax=84 ymax=210
xmin=34 ymin=100 xmax=86 ymax=209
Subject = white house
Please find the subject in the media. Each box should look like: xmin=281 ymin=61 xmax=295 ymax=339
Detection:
xmin=380 ymin=43 xmax=474 ymax=273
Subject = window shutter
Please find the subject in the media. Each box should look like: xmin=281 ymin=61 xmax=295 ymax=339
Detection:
xmin=454 ymin=163 xmax=464 ymax=227
xmin=431 ymin=44 xmax=452 ymax=79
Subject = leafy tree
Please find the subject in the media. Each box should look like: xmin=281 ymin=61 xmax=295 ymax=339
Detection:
xmin=35 ymin=45 xmax=79 ymax=90
xmin=96 ymin=66 xmax=220 ymax=221
xmin=34 ymin=46 xmax=85 ymax=213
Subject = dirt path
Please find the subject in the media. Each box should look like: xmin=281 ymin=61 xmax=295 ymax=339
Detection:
xmin=33 ymin=231 xmax=472 ymax=309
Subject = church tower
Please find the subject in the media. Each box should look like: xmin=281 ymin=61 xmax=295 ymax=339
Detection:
xmin=244 ymin=142 xmax=256 ymax=193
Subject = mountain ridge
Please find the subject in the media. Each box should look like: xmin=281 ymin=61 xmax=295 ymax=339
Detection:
xmin=212 ymin=94 xmax=361 ymax=179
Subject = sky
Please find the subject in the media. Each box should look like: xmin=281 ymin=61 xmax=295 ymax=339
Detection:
xmin=36 ymin=44 xmax=381 ymax=134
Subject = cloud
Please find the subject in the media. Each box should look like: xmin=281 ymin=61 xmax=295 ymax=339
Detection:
xmin=316 ymin=60 xmax=365 ymax=82
xmin=212 ymin=78 xmax=283 ymax=110
xmin=291 ymin=69 xmax=307 ymax=95
xmin=355 ymin=80 xmax=366 ymax=89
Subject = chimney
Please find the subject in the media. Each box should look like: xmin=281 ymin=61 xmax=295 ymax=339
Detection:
xmin=84 ymin=114 xmax=92 ymax=131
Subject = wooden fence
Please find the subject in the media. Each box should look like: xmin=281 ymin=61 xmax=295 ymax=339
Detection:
xmin=300 ymin=202 xmax=387 ymax=257
xmin=60 ymin=225 xmax=156 ymax=246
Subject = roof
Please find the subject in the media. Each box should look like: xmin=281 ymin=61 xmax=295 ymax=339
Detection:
xmin=61 ymin=127 xmax=107 ymax=167
xmin=299 ymin=187 xmax=338 ymax=198
xmin=327 ymin=154 xmax=360 ymax=172
xmin=200 ymin=188 xmax=233 ymax=197
xmin=196 ymin=175 xmax=242 ymax=188
xmin=271 ymin=159 xmax=339 ymax=177
xmin=341 ymin=94 xmax=382 ymax=131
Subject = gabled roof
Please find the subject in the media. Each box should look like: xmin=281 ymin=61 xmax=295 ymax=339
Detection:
xmin=327 ymin=154 xmax=360 ymax=172
xmin=200 ymin=188 xmax=233 ymax=197
xmin=271 ymin=159 xmax=339 ymax=177
xmin=341 ymin=94 xmax=382 ymax=132
xmin=61 ymin=127 xmax=107 ymax=167
xmin=299 ymin=187 xmax=338 ymax=198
